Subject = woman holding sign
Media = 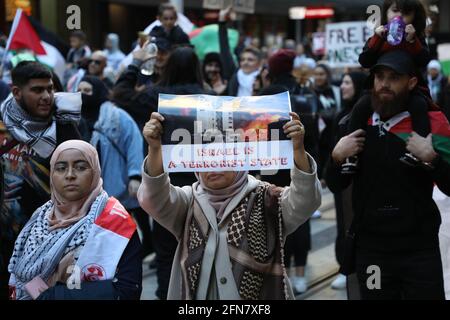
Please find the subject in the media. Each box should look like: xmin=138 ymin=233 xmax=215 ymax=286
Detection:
xmin=138 ymin=112 xmax=321 ymax=300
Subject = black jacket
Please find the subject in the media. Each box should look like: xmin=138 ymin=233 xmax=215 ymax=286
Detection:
xmin=218 ymin=21 xmax=241 ymax=96
xmin=112 ymin=65 xmax=159 ymax=131
xmin=325 ymin=111 xmax=450 ymax=253
xmin=37 ymin=231 xmax=142 ymax=300
xmin=150 ymin=25 xmax=190 ymax=47
xmin=259 ymin=75 xmax=320 ymax=187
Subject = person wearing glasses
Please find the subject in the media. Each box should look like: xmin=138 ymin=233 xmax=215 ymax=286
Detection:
xmin=87 ymin=51 xmax=114 ymax=90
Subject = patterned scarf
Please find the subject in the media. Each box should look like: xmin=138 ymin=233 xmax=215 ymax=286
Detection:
xmin=0 ymin=92 xmax=82 ymax=159
xmin=184 ymin=182 xmax=290 ymax=300
xmin=8 ymin=191 xmax=108 ymax=300
xmin=194 ymin=171 xmax=248 ymax=220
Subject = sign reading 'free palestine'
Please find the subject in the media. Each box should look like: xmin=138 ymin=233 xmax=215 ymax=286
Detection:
xmin=326 ymin=21 xmax=374 ymax=68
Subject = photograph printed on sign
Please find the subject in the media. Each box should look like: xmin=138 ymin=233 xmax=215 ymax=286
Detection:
xmin=157 ymin=92 xmax=293 ymax=173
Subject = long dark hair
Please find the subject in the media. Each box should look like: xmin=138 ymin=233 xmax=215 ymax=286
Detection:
xmin=202 ymin=52 xmax=224 ymax=84
xmin=314 ymin=63 xmax=332 ymax=88
xmin=381 ymin=0 xmax=427 ymax=38
xmin=341 ymin=71 xmax=368 ymax=108
xmin=157 ymin=46 xmax=204 ymax=87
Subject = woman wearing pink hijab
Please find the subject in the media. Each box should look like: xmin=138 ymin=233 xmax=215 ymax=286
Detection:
xmin=8 ymin=140 xmax=142 ymax=300
xmin=138 ymin=112 xmax=322 ymax=300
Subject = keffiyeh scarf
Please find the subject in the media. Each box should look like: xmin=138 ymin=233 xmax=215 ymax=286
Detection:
xmin=8 ymin=191 xmax=108 ymax=300
xmin=0 ymin=92 xmax=82 ymax=158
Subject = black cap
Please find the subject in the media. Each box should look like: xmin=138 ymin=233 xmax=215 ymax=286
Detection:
xmin=152 ymin=37 xmax=171 ymax=52
xmin=371 ymin=50 xmax=416 ymax=75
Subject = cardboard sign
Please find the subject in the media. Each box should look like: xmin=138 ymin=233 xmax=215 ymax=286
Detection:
xmin=203 ymin=0 xmax=255 ymax=14
xmin=325 ymin=21 xmax=374 ymax=67
xmin=158 ymin=92 xmax=293 ymax=172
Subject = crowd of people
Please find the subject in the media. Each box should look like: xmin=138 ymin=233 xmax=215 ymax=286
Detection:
xmin=0 ymin=0 xmax=450 ymax=300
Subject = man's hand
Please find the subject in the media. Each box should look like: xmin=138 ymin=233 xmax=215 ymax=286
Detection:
xmin=405 ymin=24 xmax=416 ymax=43
xmin=219 ymin=6 xmax=237 ymax=22
xmin=332 ymin=129 xmax=366 ymax=165
xmin=128 ymin=179 xmax=141 ymax=198
xmin=132 ymin=40 xmax=153 ymax=62
xmin=406 ymin=132 xmax=438 ymax=163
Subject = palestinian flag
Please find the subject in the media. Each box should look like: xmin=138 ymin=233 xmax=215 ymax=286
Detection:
xmin=3 ymin=9 xmax=67 ymax=80
xmin=5 ymin=9 xmax=46 ymax=55
xmin=28 ymin=15 xmax=69 ymax=81
xmin=437 ymin=43 xmax=450 ymax=76
xmin=189 ymin=24 xmax=239 ymax=61
xmin=370 ymin=111 xmax=450 ymax=164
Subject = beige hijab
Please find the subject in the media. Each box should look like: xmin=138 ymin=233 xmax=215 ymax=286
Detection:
xmin=194 ymin=171 xmax=248 ymax=220
xmin=48 ymin=140 xmax=103 ymax=230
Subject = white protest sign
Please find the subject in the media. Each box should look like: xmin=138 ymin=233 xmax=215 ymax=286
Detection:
xmin=203 ymin=0 xmax=255 ymax=14
xmin=158 ymin=92 xmax=293 ymax=173
xmin=325 ymin=21 xmax=374 ymax=67
xmin=203 ymin=0 xmax=223 ymax=9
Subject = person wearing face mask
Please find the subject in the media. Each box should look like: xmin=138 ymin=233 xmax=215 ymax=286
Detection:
xmin=77 ymin=76 xmax=144 ymax=252
xmin=138 ymin=111 xmax=322 ymax=300
xmin=8 ymin=140 xmax=142 ymax=300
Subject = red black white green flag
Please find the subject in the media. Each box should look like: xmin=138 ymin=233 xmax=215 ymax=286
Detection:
xmin=369 ymin=111 xmax=450 ymax=164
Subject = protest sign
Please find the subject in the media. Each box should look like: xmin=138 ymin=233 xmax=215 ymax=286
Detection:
xmin=203 ymin=0 xmax=255 ymax=14
xmin=312 ymin=32 xmax=326 ymax=56
xmin=158 ymin=92 xmax=293 ymax=172
xmin=325 ymin=21 xmax=374 ymax=67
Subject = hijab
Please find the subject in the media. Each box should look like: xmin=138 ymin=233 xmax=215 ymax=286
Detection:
xmin=48 ymin=140 xmax=103 ymax=230
xmin=193 ymin=171 xmax=248 ymax=220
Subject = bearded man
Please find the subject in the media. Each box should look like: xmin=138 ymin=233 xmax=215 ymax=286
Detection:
xmin=326 ymin=50 xmax=450 ymax=300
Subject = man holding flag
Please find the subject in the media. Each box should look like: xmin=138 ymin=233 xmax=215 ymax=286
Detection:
xmin=327 ymin=50 xmax=450 ymax=300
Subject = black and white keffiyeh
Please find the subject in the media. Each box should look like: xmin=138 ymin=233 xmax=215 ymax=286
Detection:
xmin=0 ymin=92 xmax=81 ymax=158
